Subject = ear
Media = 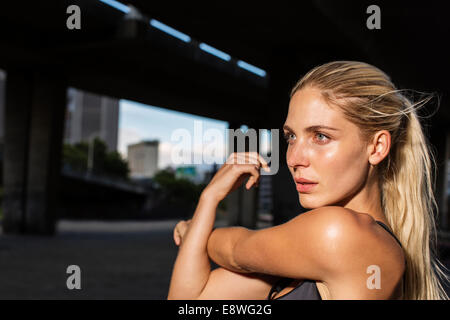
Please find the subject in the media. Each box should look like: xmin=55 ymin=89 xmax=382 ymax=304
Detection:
xmin=367 ymin=130 xmax=391 ymax=166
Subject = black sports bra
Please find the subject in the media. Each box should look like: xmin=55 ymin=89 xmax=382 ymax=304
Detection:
xmin=267 ymin=220 xmax=403 ymax=300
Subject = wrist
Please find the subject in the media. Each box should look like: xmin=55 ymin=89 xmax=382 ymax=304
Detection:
xmin=200 ymin=188 xmax=221 ymax=205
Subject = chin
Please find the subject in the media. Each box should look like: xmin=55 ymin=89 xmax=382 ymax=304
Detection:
xmin=298 ymin=194 xmax=322 ymax=209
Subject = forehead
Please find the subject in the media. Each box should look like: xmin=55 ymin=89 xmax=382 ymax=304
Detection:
xmin=286 ymin=87 xmax=343 ymax=126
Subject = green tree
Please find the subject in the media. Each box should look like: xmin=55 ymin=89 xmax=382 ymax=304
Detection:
xmin=153 ymin=169 xmax=205 ymax=204
xmin=62 ymin=138 xmax=129 ymax=179
xmin=63 ymin=142 xmax=88 ymax=172
xmin=104 ymin=150 xmax=130 ymax=178
xmin=152 ymin=168 xmax=226 ymax=211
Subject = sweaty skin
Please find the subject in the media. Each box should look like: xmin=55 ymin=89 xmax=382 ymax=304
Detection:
xmin=284 ymin=87 xmax=390 ymax=223
xmin=169 ymin=86 xmax=405 ymax=300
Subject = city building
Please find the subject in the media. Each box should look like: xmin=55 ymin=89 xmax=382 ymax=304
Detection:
xmin=127 ymin=140 xmax=159 ymax=178
xmin=64 ymin=87 xmax=119 ymax=151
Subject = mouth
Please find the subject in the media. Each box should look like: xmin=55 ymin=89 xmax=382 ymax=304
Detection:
xmin=293 ymin=177 xmax=318 ymax=193
xmin=295 ymin=182 xmax=318 ymax=193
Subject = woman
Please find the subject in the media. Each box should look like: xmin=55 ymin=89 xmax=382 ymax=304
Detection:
xmin=167 ymin=61 xmax=449 ymax=300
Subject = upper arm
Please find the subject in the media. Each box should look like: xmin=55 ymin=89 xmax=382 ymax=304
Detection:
xmin=232 ymin=206 xmax=365 ymax=283
xmin=196 ymin=267 xmax=278 ymax=300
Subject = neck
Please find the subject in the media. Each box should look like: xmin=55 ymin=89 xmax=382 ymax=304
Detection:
xmin=338 ymin=169 xmax=387 ymax=224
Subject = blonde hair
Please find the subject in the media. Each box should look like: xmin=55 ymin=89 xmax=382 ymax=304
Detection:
xmin=290 ymin=61 xmax=449 ymax=300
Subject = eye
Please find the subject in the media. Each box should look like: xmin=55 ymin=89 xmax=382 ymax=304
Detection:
xmin=314 ymin=132 xmax=330 ymax=143
xmin=283 ymin=132 xmax=295 ymax=143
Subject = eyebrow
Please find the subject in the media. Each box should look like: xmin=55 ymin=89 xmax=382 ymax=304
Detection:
xmin=283 ymin=124 xmax=340 ymax=133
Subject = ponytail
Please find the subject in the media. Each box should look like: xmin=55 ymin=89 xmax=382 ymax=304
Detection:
xmin=380 ymin=98 xmax=449 ymax=299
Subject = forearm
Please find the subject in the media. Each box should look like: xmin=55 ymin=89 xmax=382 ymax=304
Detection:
xmin=207 ymin=226 xmax=253 ymax=273
xmin=167 ymin=193 xmax=219 ymax=299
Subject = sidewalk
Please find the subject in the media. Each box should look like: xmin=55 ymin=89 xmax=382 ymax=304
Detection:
xmin=0 ymin=220 xmax=186 ymax=299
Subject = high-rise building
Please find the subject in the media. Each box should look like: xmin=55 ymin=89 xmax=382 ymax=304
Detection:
xmin=127 ymin=140 xmax=159 ymax=178
xmin=65 ymin=87 xmax=119 ymax=151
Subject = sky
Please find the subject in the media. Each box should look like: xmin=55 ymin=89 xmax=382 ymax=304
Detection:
xmin=118 ymin=99 xmax=230 ymax=173
xmin=118 ymin=100 xmax=273 ymax=176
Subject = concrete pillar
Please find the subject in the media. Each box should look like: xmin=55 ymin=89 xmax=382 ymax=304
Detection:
xmin=2 ymin=71 xmax=33 ymax=233
xmin=25 ymin=72 xmax=67 ymax=234
xmin=2 ymin=70 xmax=67 ymax=235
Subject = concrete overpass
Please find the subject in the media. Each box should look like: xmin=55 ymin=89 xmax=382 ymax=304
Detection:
xmin=0 ymin=0 xmax=449 ymax=234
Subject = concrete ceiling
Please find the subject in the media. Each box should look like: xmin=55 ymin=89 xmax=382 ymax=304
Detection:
xmin=0 ymin=0 xmax=449 ymax=128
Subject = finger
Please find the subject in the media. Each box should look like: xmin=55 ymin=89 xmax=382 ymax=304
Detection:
xmin=241 ymin=165 xmax=260 ymax=189
xmin=246 ymin=172 xmax=260 ymax=189
xmin=173 ymin=223 xmax=179 ymax=240
xmin=174 ymin=220 xmax=184 ymax=238
xmin=250 ymin=151 xmax=270 ymax=172
xmin=226 ymin=152 xmax=243 ymax=165
xmin=246 ymin=176 xmax=257 ymax=189
xmin=236 ymin=152 xmax=270 ymax=172
xmin=227 ymin=152 xmax=258 ymax=165
xmin=173 ymin=229 xmax=180 ymax=245
xmin=234 ymin=153 xmax=260 ymax=166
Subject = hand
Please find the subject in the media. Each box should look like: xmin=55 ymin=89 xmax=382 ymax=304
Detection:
xmin=202 ymin=152 xmax=270 ymax=203
xmin=173 ymin=219 xmax=192 ymax=246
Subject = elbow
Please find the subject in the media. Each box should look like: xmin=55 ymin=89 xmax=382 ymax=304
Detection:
xmin=167 ymin=290 xmax=178 ymax=300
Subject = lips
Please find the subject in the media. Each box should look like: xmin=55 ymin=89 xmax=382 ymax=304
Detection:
xmin=294 ymin=177 xmax=317 ymax=184
xmin=294 ymin=177 xmax=318 ymax=193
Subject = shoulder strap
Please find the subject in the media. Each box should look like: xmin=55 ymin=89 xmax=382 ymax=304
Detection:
xmin=375 ymin=220 xmax=403 ymax=248
xmin=267 ymin=277 xmax=294 ymax=300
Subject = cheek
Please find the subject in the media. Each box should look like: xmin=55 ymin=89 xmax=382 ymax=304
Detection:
xmin=316 ymin=143 xmax=367 ymax=185
xmin=312 ymin=144 xmax=341 ymax=172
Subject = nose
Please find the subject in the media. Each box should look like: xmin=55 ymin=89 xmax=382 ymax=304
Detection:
xmin=286 ymin=139 xmax=310 ymax=169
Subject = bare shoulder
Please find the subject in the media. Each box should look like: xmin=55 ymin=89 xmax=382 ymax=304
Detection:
xmin=289 ymin=206 xmax=371 ymax=245
xmin=295 ymin=206 xmax=405 ymax=298
xmin=292 ymin=206 xmax=390 ymax=243
xmin=303 ymin=206 xmax=402 ymax=249
xmin=290 ymin=206 xmax=405 ymax=272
